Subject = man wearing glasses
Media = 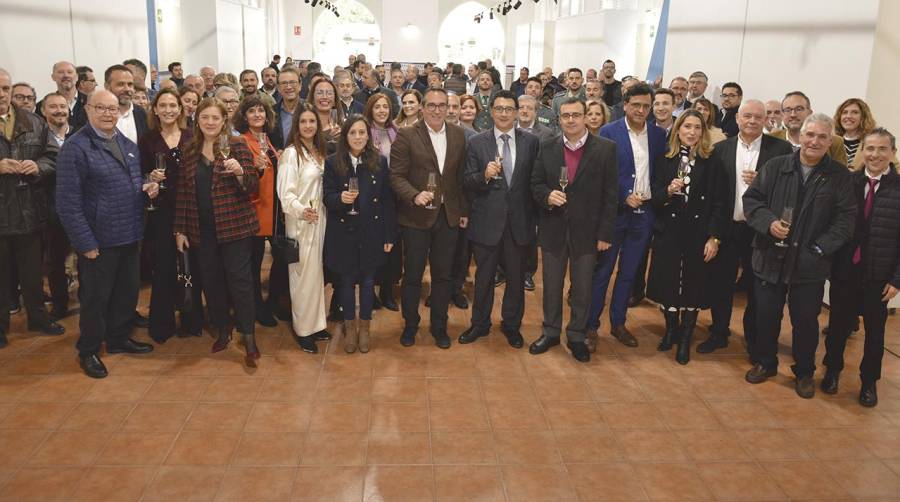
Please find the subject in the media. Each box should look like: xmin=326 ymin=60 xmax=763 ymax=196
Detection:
xmin=769 ymin=91 xmax=848 ymax=166
xmin=390 ymin=88 xmax=469 ymax=349
xmin=11 ymin=83 xmax=36 ymax=113
xmin=717 ymin=82 xmax=743 ymax=137
xmin=270 ymin=67 xmax=302 ymax=150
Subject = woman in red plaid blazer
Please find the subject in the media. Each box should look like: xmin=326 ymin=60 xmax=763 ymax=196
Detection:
xmin=174 ymin=98 xmax=261 ymax=367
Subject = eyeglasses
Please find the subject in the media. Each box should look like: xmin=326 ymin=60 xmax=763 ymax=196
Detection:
xmin=560 ymin=112 xmax=584 ymax=120
xmin=222 ymin=99 xmax=240 ymax=105
xmin=88 ymin=104 xmax=119 ymax=115
xmin=782 ymin=106 xmax=807 ymax=115
xmin=720 ymin=93 xmax=739 ymax=99
xmin=279 ymin=81 xmax=300 ymax=88
xmin=424 ymin=103 xmax=448 ymax=111
xmin=13 ymin=94 xmax=36 ymax=102
xmin=492 ymin=106 xmax=517 ymax=114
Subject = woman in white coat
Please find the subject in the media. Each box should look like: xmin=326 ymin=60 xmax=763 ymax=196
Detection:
xmin=277 ymin=104 xmax=331 ymax=353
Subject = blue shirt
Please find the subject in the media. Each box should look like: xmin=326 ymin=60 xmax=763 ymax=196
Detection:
xmin=280 ymin=103 xmax=294 ymax=143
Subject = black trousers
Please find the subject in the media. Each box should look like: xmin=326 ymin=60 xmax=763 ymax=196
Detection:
xmin=824 ymin=274 xmax=888 ymax=383
xmin=710 ymin=222 xmax=757 ymax=348
xmin=76 ymin=243 xmax=140 ymax=356
xmin=451 ymin=226 xmax=472 ymax=295
xmin=198 ymin=237 xmax=255 ymax=335
xmin=400 ymin=208 xmax=458 ymax=333
xmin=541 ymin=237 xmax=596 ymax=343
xmin=470 ymin=226 xmax=526 ymax=332
xmin=148 ymin=213 xmax=203 ymax=340
xmin=753 ymin=278 xmax=824 ymax=377
xmin=250 ymin=236 xmax=290 ymax=310
xmin=525 ymin=232 xmax=538 ymax=276
xmin=0 ymin=231 xmax=49 ymax=333
xmin=631 ymin=242 xmax=651 ymax=298
xmin=377 ymin=234 xmax=403 ymax=289
xmin=44 ymin=220 xmax=71 ymax=312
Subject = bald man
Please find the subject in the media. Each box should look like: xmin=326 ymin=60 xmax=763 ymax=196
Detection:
xmin=37 ymin=61 xmax=87 ymax=131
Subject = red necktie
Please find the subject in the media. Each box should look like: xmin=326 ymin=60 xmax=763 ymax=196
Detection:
xmin=852 ymin=177 xmax=879 ymax=264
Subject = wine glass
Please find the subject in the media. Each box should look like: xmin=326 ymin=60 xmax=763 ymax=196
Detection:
xmin=257 ymin=132 xmax=269 ymax=171
xmin=218 ymin=135 xmax=231 ymax=159
xmin=14 ymin=146 xmax=28 ymax=188
xmin=347 ymin=177 xmax=359 ymax=215
xmin=425 ymin=172 xmax=437 ymax=210
xmin=492 ymin=153 xmax=504 ymax=180
xmin=144 ymin=175 xmax=157 ymax=212
xmin=673 ymin=156 xmax=689 ymax=196
xmin=774 ymin=206 xmax=793 ymax=248
xmin=154 ymin=153 xmax=167 ymax=190
xmin=558 ymin=167 xmax=569 ymax=192
xmin=307 ymin=198 xmax=318 ymax=225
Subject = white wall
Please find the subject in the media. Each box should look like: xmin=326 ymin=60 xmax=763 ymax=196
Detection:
xmin=865 ymin=0 xmax=900 ymax=134
xmin=381 ymin=0 xmax=439 ymax=63
xmin=551 ymin=10 xmax=640 ymax=76
xmin=181 ymin=0 xmax=219 ymax=74
xmin=0 ymin=0 xmax=149 ymax=98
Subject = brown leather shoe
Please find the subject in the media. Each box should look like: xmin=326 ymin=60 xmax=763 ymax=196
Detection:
xmin=586 ymin=328 xmax=599 ymax=353
xmin=610 ymin=325 xmax=638 ymax=347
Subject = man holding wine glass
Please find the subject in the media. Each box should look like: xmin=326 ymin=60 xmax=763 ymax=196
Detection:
xmin=742 ymin=113 xmax=856 ymax=399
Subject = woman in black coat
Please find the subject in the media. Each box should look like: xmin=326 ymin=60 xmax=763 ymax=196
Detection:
xmin=647 ymin=110 xmax=726 ymax=365
xmin=323 ymin=115 xmax=397 ymax=354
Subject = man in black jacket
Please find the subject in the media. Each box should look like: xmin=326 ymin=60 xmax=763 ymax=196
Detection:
xmin=353 ymin=69 xmax=399 ymax=119
xmin=742 ymin=113 xmax=856 ymax=398
xmin=822 ymin=128 xmax=900 ymax=407
xmin=716 ymin=82 xmax=742 ymax=137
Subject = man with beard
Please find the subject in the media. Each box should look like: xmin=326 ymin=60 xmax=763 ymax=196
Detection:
xmin=259 ymin=66 xmax=280 ymax=103
xmin=600 ymin=60 xmax=622 ymax=107
xmin=239 ymin=69 xmax=274 ymax=108
xmin=104 ymin=65 xmax=147 ymax=144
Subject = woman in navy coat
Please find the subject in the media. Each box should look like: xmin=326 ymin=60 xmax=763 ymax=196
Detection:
xmin=323 ymin=115 xmax=397 ymax=354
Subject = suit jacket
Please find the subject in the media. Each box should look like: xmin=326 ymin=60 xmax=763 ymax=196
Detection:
xmin=531 ymin=133 xmax=619 ymax=255
xmin=712 ymin=134 xmax=793 ymax=239
xmin=444 ymin=76 xmax=467 ymax=96
xmin=599 ymin=118 xmax=668 ymax=207
xmin=354 ymin=86 xmax=400 ymax=118
xmin=389 ymin=120 xmax=469 ymax=230
xmin=340 ymin=99 xmax=365 ymax=117
xmin=767 ymin=128 xmax=849 ymax=167
xmin=37 ymin=92 xmax=88 ymax=132
xmin=519 ymin=122 xmax=555 ymax=144
xmin=717 ymin=107 xmax=739 ymax=137
xmin=464 ymin=129 xmax=540 ymax=246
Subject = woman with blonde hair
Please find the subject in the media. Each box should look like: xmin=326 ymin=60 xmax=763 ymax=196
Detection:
xmin=585 ymin=99 xmax=610 ymax=136
xmin=646 ymin=109 xmax=726 ymax=365
xmin=692 ymin=97 xmax=727 ymax=145
xmin=834 ymin=98 xmax=877 ymax=166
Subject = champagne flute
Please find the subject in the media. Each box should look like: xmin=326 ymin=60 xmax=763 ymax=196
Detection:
xmin=154 ymin=152 xmax=167 ymax=190
xmin=673 ymin=156 xmax=689 ymax=196
xmin=492 ymin=153 xmax=504 ymax=180
xmin=307 ymin=198 xmax=318 ymax=225
xmin=218 ymin=135 xmax=231 ymax=159
xmin=774 ymin=206 xmax=793 ymax=248
xmin=425 ymin=172 xmax=437 ymax=210
xmin=257 ymin=132 xmax=269 ymax=171
xmin=347 ymin=177 xmax=359 ymax=215
xmin=558 ymin=167 xmax=569 ymax=192
xmin=144 ymin=174 xmax=157 ymax=212
xmin=14 ymin=145 xmax=28 ymax=188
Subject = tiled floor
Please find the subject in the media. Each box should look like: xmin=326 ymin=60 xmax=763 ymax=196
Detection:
xmin=0 ymin=275 xmax=899 ymax=501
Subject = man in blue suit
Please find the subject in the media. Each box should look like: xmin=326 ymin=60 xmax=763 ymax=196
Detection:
xmin=590 ymin=82 xmax=667 ymax=349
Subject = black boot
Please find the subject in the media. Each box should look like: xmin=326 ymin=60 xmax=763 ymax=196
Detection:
xmin=676 ymin=310 xmax=698 ymax=365
xmin=379 ymin=283 xmax=399 ymax=311
xmin=658 ymin=310 xmax=679 ymax=352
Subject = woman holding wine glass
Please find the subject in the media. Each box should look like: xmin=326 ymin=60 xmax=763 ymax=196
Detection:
xmin=307 ymin=78 xmax=343 ymax=148
xmin=173 ymin=98 xmax=262 ymax=367
xmin=277 ymin=104 xmax=333 ymax=353
xmin=139 ymin=88 xmax=202 ymax=342
xmin=646 ymin=109 xmax=726 ymax=364
xmin=323 ymin=116 xmax=397 ymax=354
xmin=394 ymin=89 xmax=422 ymax=128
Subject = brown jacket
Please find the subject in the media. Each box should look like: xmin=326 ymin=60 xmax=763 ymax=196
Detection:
xmin=389 ymin=120 xmax=469 ymax=229
xmin=767 ymin=129 xmax=848 ymax=167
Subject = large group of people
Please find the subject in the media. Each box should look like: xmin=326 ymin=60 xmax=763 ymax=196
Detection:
xmin=0 ymin=51 xmax=897 ymax=408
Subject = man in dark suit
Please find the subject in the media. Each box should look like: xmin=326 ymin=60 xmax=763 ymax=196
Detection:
xmin=530 ymin=98 xmax=619 ymax=362
xmin=354 ymin=69 xmax=399 ymax=119
xmin=716 ymin=82 xmax=743 ymax=137
xmin=104 ymin=65 xmax=148 ymax=144
xmin=390 ymin=88 xmax=469 ymax=348
xmin=699 ymin=100 xmax=793 ymax=355
xmin=589 ymin=83 xmax=667 ymax=349
xmin=458 ymin=90 xmax=539 ymax=349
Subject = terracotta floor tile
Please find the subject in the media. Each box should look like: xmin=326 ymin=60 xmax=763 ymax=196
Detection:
xmin=120 ymin=401 xmax=194 ymax=432
xmin=542 ymin=401 xmax=605 ymax=430
xmin=429 ymin=400 xmax=490 ymax=431
xmin=434 ymin=465 xmax=505 ymax=502
xmin=761 ymin=398 xmax=830 ymax=428
xmin=308 ymin=402 xmax=369 ymax=433
xmin=68 ymin=466 xmax=155 ymax=502
xmin=615 ymin=430 xmax=688 ymax=462
xmin=598 ymin=402 xmax=666 ymax=430
xmin=165 ymin=356 xmax=229 ymax=377
xmin=0 ymin=375 xmax=44 ymax=403
xmin=493 ymin=429 xmax=562 ymax=464
xmin=431 ymin=431 xmax=497 ymax=464
xmin=565 ymin=462 xmax=648 ymax=502
xmin=143 ymin=376 xmax=211 ymax=401
xmin=143 ymin=465 xmax=225 ymax=502
xmin=301 ymin=432 xmax=367 ymax=465
xmin=201 ymin=376 xmax=263 ymax=402
xmin=231 ymin=431 xmax=303 ymax=466
xmin=165 ymin=430 xmax=240 ymax=465
xmin=760 ymin=460 xmax=851 ymax=500
xmin=0 ymin=467 xmax=86 ymax=501
xmin=475 ymin=353 xmax=527 ymax=378
xmin=0 ymin=429 xmax=48 ymax=465
xmin=215 ymin=466 xmax=295 ymax=501
xmin=363 ymin=465 xmax=434 ymax=502
xmin=586 ymin=374 xmax=648 ymax=403
xmin=819 ymin=397 xmax=894 ymax=427
xmin=314 ymin=375 xmax=372 ymax=402
xmin=823 ymin=459 xmax=900 ymax=498
xmin=734 ymin=429 xmax=813 ymax=461
xmin=256 ymin=377 xmax=312 ymax=402
xmin=554 ymin=428 xmax=624 ymax=463
xmin=695 ymin=461 xmax=787 ymax=501
xmin=500 ymin=464 xmax=577 ymax=501
xmin=373 ymin=351 xmax=428 ymax=377
xmin=59 ymin=402 xmax=134 ymax=431
xmin=531 ymin=377 xmax=592 ymax=401
xmin=633 ymin=462 xmax=713 ymax=501
xmin=99 ymin=431 xmax=177 ymax=465
xmin=369 ymin=402 xmax=428 ymax=432
xmin=371 ymin=376 xmax=427 ymax=403
xmin=707 ymin=400 xmax=780 ymax=429
xmin=0 ymin=354 xmax=65 ymax=375
xmin=427 ymin=377 xmax=482 ymax=402
xmin=788 ymin=428 xmax=874 ymax=460
xmin=426 ymin=351 xmax=479 ymax=377
xmin=82 ymin=376 xmax=155 ymax=402
xmin=366 ymin=431 xmax=430 ymax=464
xmin=651 ymin=400 xmax=722 ymax=430
xmin=292 ymin=466 xmax=365 ymax=501
xmin=481 ymin=378 xmax=537 ymax=402
xmin=1 ymin=401 xmax=76 ymax=429
xmin=184 ymin=402 xmax=253 ymax=432
xmin=21 ymin=375 xmax=95 ymax=402
xmin=675 ymin=429 xmax=750 ymax=462
xmin=487 ymin=399 xmax=550 ymax=430
xmin=244 ymin=402 xmax=312 ymax=432
xmin=28 ymin=431 xmax=110 ymax=466
xmin=853 ymin=426 xmax=900 ymax=459
xmin=110 ymin=355 xmax=174 ymax=376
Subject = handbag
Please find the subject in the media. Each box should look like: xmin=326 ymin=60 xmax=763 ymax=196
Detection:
xmin=270 ymin=187 xmax=300 ymax=264
xmin=177 ymin=250 xmax=194 ymax=313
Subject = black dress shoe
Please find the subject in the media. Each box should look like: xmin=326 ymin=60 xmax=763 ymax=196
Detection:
xmin=458 ymin=327 xmax=487 ymax=344
xmin=107 ymin=338 xmax=154 ymax=354
xmin=9 ymin=300 xmax=20 ymax=315
xmin=28 ymin=321 xmax=65 ymax=336
xmin=312 ymin=329 xmax=332 ymax=341
xmin=494 ymin=271 xmax=506 ymax=287
xmin=795 ymin=375 xmax=815 ymax=399
xmin=745 ymin=363 xmax=777 ymax=384
xmin=49 ymin=307 xmax=69 ymax=321
xmin=0 ymin=330 xmax=8 ymax=349
xmin=255 ymin=305 xmax=278 ymax=327
xmin=380 ymin=296 xmax=399 ymax=311
xmin=293 ymin=334 xmax=319 ymax=354
xmin=400 ymin=327 xmax=417 ymax=346
xmin=859 ymin=381 xmax=878 ymax=407
xmin=529 ymin=334 xmax=560 ymax=355
xmin=79 ymin=354 xmax=108 ymax=379
xmin=501 ymin=327 xmax=524 ymax=349
xmin=523 ymin=275 xmax=535 ymax=291
xmin=132 ymin=311 xmax=149 ymax=328
xmin=820 ymin=370 xmax=840 ymax=395
xmin=567 ymin=341 xmax=590 ymax=363
xmin=433 ymin=331 xmax=451 ymax=349
xmin=696 ymin=333 xmax=728 ymax=354
xmin=452 ymin=292 xmax=469 ymax=309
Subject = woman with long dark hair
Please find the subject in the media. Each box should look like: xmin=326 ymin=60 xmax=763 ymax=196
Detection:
xmin=323 ymin=116 xmax=397 ymax=353
xmin=394 ymin=89 xmax=422 ymax=128
xmin=173 ymin=98 xmax=262 ymax=367
xmin=647 ymin=109 xmax=726 ymax=365
xmin=307 ymin=78 xmax=344 ymax=145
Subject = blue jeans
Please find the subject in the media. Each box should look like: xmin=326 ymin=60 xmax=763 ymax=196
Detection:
xmin=339 ymin=271 xmax=376 ymax=321
xmin=589 ymin=209 xmax=653 ymax=329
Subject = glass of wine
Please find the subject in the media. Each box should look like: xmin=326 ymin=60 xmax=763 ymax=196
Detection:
xmin=144 ymin=174 xmax=157 ymax=212
xmin=217 ymin=135 xmax=231 ymax=173
xmin=257 ymin=132 xmax=268 ymax=171
xmin=673 ymin=157 xmax=689 ymax=196
xmin=559 ymin=166 xmax=569 ymax=192
xmin=425 ymin=172 xmax=437 ymax=210
xmin=347 ymin=177 xmax=359 ymax=215
xmin=14 ymin=146 xmax=28 ymax=188
xmin=774 ymin=206 xmax=793 ymax=248
xmin=307 ymin=198 xmax=317 ymax=224
xmin=492 ymin=153 xmax=504 ymax=180
xmin=154 ymin=152 xmax=167 ymax=190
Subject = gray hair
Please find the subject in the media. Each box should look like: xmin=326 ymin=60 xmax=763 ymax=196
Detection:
xmin=0 ymin=68 xmax=10 ymax=80
xmin=800 ymin=112 xmax=833 ymax=134
xmin=518 ymin=94 xmax=537 ymax=107
xmin=738 ymin=99 xmax=765 ymax=114
xmin=214 ymin=86 xmax=238 ymax=99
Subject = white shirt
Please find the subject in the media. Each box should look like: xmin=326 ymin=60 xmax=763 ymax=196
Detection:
xmin=864 ymin=168 xmax=884 ymax=197
xmin=51 ymin=124 xmax=70 ymax=147
xmin=116 ymin=103 xmax=138 ymax=144
xmin=627 ymin=120 xmax=651 ymax=195
xmin=734 ymin=134 xmax=762 ymax=221
xmin=427 ymin=121 xmax=447 ymax=174
xmin=494 ymin=127 xmax=516 ymax=171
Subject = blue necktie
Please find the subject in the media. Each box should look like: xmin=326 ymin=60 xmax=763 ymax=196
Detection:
xmin=501 ymin=134 xmax=513 ymax=184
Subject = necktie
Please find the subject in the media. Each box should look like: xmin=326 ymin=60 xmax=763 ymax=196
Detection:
xmin=852 ymin=177 xmax=879 ymax=264
xmin=500 ymin=134 xmax=513 ymax=184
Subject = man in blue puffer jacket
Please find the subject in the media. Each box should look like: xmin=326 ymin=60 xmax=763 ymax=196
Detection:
xmin=56 ymin=89 xmax=159 ymax=378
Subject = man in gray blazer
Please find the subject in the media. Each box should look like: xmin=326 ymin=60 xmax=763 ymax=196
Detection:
xmin=458 ymin=91 xmax=540 ymax=348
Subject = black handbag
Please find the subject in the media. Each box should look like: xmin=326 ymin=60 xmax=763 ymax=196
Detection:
xmin=177 ymin=250 xmax=194 ymax=313
xmin=270 ymin=194 xmax=300 ymax=264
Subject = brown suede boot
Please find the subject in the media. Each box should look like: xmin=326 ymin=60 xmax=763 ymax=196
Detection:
xmin=358 ymin=320 xmax=371 ymax=353
xmin=343 ymin=319 xmax=358 ymax=353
